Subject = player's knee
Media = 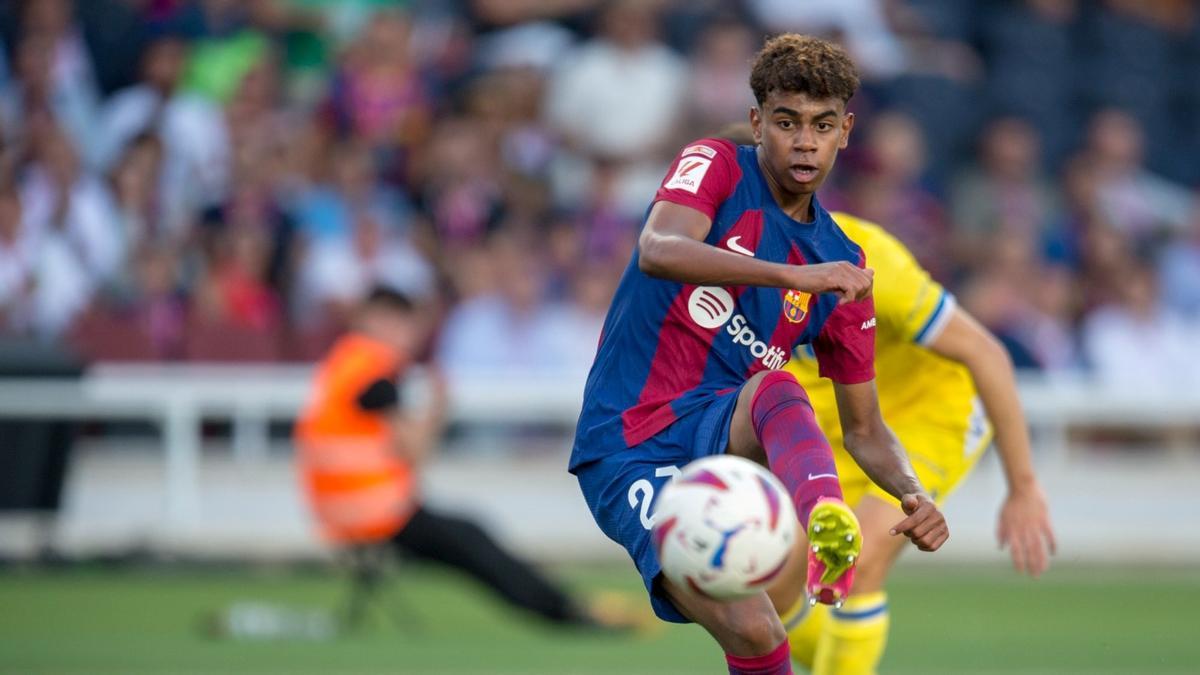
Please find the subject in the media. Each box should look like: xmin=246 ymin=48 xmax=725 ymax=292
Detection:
xmin=747 ymin=369 xmax=804 ymax=399
xmin=748 ymin=370 xmax=809 ymax=410
xmin=718 ymin=607 xmax=787 ymax=655
xmin=746 ymin=370 xmax=811 ymax=426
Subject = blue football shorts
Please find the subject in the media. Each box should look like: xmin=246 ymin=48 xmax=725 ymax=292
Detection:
xmin=573 ymin=387 xmax=743 ymax=623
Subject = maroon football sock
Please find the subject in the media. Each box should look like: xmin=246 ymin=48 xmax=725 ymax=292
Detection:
xmin=726 ymin=639 xmax=792 ymax=675
xmin=750 ymin=370 xmax=843 ymax=526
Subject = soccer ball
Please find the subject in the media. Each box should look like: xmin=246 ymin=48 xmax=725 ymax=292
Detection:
xmin=652 ymin=455 xmax=797 ymax=601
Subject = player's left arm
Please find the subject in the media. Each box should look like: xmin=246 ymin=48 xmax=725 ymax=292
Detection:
xmin=928 ymin=307 xmax=1057 ymax=576
xmin=832 ymin=381 xmax=948 ymax=552
xmin=814 ymin=291 xmax=947 ymax=551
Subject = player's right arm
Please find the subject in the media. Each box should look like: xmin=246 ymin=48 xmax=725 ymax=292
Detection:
xmin=637 ymin=139 xmax=872 ymax=301
xmin=638 ymin=202 xmax=873 ymax=301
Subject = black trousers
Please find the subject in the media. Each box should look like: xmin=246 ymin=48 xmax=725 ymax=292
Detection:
xmin=391 ymin=506 xmax=590 ymax=626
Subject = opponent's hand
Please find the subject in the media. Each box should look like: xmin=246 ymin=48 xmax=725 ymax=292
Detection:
xmin=890 ymin=493 xmax=948 ymax=551
xmin=793 ymin=261 xmax=874 ymax=304
xmin=997 ymin=483 xmax=1056 ymax=577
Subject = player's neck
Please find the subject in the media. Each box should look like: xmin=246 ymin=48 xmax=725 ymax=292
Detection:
xmin=756 ymin=147 xmax=816 ymax=223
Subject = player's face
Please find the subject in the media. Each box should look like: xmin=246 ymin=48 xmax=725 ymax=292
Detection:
xmin=750 ymin=91 xmax=854 ymax=197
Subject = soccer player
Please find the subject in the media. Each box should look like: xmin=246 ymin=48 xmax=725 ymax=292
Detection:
xmin=296 ymin=286 xmax=637 ymax=632
xmin=767 ymin=212 xmax=1057 ymax=674
xmin=570 ymin=35 xmax=948 ymax=674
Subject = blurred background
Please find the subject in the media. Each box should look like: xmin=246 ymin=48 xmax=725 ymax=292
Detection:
xmin=0 ymin=0 xmax=1198 ymax=673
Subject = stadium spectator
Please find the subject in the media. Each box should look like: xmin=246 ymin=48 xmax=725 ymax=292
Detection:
xmin=152 ymin=33 xmax=281 ymax=238
xmin=325 ymin=8 xmax=430 ymax=186
xmin=958 ymin=271 xmax=1043 ymax=370
xmin=979 ymin=0 xmax=1078 ymax=166
xmin=685 ymin=18 xmax=758 ymax=138
xmin=545 ymin=0 xmax=686 ymax=216
xmin=436 ymin=232 xmax=590 ymax=380
xmin=94 ymin=34 xmax=189 ymax=171
xmin=296 ymin=202 xmax=434 ymax=334
xmin=545 ymin=0 xmax=684 ymax=160
xmin=192 ymin=225 xmax=285 ymax=333
xmin=1079 ymin=108 xmax=1192 ymax=240
xmin=19 ymin=124 xmax=122 ymax=338
xmin=294 ymin=139 xmax=410 ymax=245
xmin=412 ymin=114 xmax=505 ymax=250
xmin=105 ymin=133 xmax=170 ymax=298
xmin=951 ymin=116 xmax=1062 ymax=273
xmin=1078 ymin=1 xmax=1190 ymax=178
xmin=1081 ymin=259 xmax=1200 ymax=387
xmin=1014 ymin=264 xmax=1081 ymax=372
xmin=845 ymin=111 xmax=951 ymax=281
xmin=474 ymin=67 xmax=558 ymax=184
xmin=111 ymin=244 xmax=187 ymax=360
xmin=5 ymin=0 xmax=101 ymax=165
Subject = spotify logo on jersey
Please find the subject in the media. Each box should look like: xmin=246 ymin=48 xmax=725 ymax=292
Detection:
xmin=688 ymin=286 xmax=735 ymax=329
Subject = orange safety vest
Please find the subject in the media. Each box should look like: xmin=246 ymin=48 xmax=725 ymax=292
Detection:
xmin=295 ymin=334 xmax=417 ymax=544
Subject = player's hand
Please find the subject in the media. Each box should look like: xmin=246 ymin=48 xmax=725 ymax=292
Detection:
xmin=794 ymin=261 xmax=873 ymax=304
xmin=890 ymin=493 xmax=948 ymax=551
xmin=997 ymin=482 xmax=1056 ymax=577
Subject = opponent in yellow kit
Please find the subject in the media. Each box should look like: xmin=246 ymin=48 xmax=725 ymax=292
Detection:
xmin=767 ymin=212 xmax=1058 ymax=674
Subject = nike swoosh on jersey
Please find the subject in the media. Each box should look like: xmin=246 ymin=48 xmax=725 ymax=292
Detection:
xmin=727 ymin=236 xmax=755 ymax=257
xmin=807 ymin=473 xmax=838 ymax=480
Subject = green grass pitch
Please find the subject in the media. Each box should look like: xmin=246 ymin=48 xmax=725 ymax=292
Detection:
xmin=1 ymin=562 xmax=1197 ymax=674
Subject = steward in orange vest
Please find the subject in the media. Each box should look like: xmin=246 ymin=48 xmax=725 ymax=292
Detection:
xmin=294 ymin=286 xmax=643 ymax=632
xmin=296 ymin=288 xmax=437 ymax=543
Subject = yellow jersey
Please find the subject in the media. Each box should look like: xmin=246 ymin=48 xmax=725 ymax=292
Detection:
xmin=788 ymin=213 xmax=989 ymax=495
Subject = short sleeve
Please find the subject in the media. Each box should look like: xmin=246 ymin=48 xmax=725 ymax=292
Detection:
xmin=867 ymin=226 xmax=956 ymax=345
xmin=356 ymin=377 xmax=401 ymax=411
xmin=814 ymin=296 xmax=876 ymax=384
xmin=653 ymin=138 xmax=740 ymax=220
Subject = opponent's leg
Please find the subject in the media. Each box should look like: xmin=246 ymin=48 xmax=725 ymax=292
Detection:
xmin=776 ymin=596 xmax=828 ymax=668
xmin=662 ymin=578 xmax=793 ymax=675
xmin=811 ymin=495 xmax=907 ymax=675
xmin=728 ymin=370 xmax=861 ymax=606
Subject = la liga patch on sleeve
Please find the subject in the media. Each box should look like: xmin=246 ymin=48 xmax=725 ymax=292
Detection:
xmin=664 ymin=157 xmax=712 ymax=194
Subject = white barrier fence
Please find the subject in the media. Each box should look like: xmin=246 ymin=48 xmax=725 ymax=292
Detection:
xmin=0 ymin=364 xmax=1197 ymax=561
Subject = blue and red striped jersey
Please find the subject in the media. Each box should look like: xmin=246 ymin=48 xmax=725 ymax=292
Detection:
xmin=570 ymin=138 xmax=876 ymax=470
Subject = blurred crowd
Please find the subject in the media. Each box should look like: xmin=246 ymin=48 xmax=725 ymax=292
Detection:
xmin=0 ymin=0 xmax=1198 ymax=388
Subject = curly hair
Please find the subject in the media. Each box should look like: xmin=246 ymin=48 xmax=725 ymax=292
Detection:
xmin=750 ymin=34 xmax=860 ymax=106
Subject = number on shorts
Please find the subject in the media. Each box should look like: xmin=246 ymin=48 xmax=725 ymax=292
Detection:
xmin=627 ymin=466 xmax=682 ymax=530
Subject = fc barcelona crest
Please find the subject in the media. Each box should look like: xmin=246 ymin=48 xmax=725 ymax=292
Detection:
xmin=783 ymin=289 xmax=811 ymax=323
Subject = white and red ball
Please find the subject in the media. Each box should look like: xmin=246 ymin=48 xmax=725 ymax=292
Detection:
xmin=652 ymin=454 xmax=797 ymax=601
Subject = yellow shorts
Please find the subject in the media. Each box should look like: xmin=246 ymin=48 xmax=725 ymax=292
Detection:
xmin=833 ymin=400 xmax=992 ymax=509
